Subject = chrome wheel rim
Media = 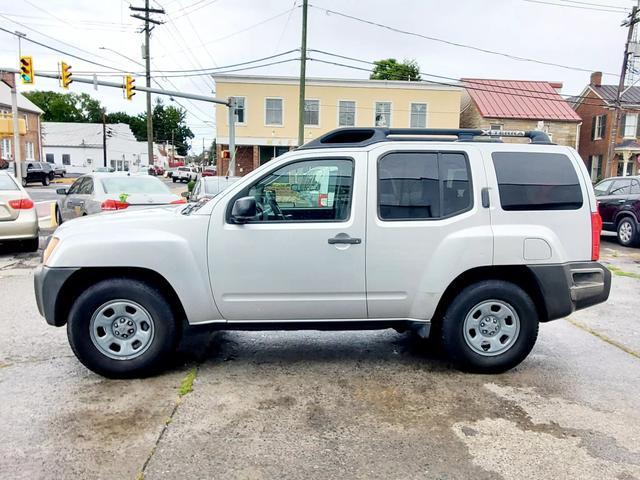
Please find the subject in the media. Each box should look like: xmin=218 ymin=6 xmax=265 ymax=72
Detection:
xmin=619 ymin=221 xmax=632 ymax=244
xmin=463 ymin=300 xmax=520 ymax=357
xmin=90 ymin=300 xmax=155 ymax=360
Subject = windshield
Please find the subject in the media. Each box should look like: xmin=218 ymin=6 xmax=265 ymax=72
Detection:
xmin=0 ymin=174 xmax=18 ymax=190
xmin=101 ymin=176 xmax=171 ymax=194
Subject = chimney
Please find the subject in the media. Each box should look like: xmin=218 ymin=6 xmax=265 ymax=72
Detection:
xmin=590 ymin=71 xmax=602 ymax=87
xmin=0 ymin=71 xmax=15 ymax=88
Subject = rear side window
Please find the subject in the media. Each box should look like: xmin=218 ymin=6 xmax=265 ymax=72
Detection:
xmin=0 ymin=175 xmax=18 ymax=190
xmin=492 ymin=152 xmax=583 ymax=211
xmin=378 ymin=151 xmax=472 ymax=220
xmin=631 ymin=180 xmax=640 ymax=194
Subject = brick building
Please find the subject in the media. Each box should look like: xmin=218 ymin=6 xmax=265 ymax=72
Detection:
xmin=0 ymin=73 xmax=43 ymax=169
xmin=460 ymin=78 xmax=581 ymax=148
xmin=573 ymin=71 xmax=640 ymax=180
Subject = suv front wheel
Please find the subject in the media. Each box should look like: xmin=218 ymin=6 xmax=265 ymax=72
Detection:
xmin=441 ymin=280 xmax=539 ymax=373
xmin=617 ymin=217 xmax=639 ymax=247
xmin=67 ymin=278 xmax=179 ymax=378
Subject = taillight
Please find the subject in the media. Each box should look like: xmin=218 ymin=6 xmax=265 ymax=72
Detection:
xmin=170 ymin=198 xmax=187 ymax=204
xmin=101 ymin=199 xmax=129 ymax=211
xmin=8 ymin=198 xmax=34 ymax=209
xmin=591 ymin=211 xmax=602 ymax=261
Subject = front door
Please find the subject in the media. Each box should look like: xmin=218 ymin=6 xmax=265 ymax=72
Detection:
xmin=209 ymin=152 xmax=367 ymax=321
xmin=61 ymin=177 xmax=92 ymax=220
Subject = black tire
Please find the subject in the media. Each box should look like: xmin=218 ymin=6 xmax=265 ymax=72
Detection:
xmin=22 ymin=237 xmax=39 ymax=252
xmin=55 ymin=206 xmax=63 ymax=226
xmin=67 ymin=278 xmax=179 ymax=378
xmin=42 ymin=176 xmax=50 ymax=186
xmin=441 ymin=280 xmax=539 ymax=373
xmin=172 ymin=178 xmax=177 ymax=183
xmin=60 ymin=172 xmax=64 ymax=178
xmin=616 ymin=217 xmax=639 ymax=247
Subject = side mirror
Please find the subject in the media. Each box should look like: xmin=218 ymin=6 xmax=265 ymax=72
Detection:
xmin=56 ymin=187 xmax=68 ymax=195
xmin=230 ymin=196 xmax=257 ymax=224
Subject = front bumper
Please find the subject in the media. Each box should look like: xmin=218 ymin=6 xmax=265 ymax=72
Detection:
xmin=529 ymin=261 xmax=611 ymax=321
xmin=34 ymin=265 xmax=79 ymax=326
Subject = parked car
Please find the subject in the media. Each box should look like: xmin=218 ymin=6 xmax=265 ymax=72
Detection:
xmin=189 ymin=176 xmax=240 ymax=202
xmin=94 ymin=167 xmax=115 ymax=173
xmin=54 ymin=173 xmax=186 ymax=224
xmin=35 ymin=127 xmax=611 ymax=378
xmin=164 ymin=169 xmax=174 ymax=179
xmin=172 ymin=166 xmax=198 ymax=183
xmin=147 ymin=165 xmax=165 ymax=176
xmin=23 ymin=162 xmax=54 ymax=186
xmin=0 ymin=171 xmax=39 ymax=251
xmin=53 ymin=164 xmax=66 ymax=178
xmin=201 ymin=166 xmax=217 ymax=177
xmin=593 ymin=175 xmax=640 ymax=247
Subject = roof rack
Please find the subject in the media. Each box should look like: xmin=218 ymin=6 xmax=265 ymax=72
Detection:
xmin=298 ymin=127 xmax=554 ymax=150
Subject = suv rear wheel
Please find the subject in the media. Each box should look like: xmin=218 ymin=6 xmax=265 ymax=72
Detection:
xmin=441 ymin=280 xmax=539 ymax=373
xmin=617 ymin=217 xmax=639 ymax=247
xmin=67 ymin=278 xmax=179 ymax=378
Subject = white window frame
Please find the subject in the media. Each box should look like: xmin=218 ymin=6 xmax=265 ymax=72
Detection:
xmin=409 ymin=102 xmax=428 ymax=128
xmin=337 ymin=100 xmax=357 ymax=127
xmin=594 ymin=115 xmax=605 ymax=140
xmin=303 ymin=98 xmax=320 ymax=127
xmin=264 ymin=97 xmax=284 ymax=127
xmin=590 ymin=154 xmax=602 ymax=181
xmin=233 ymin=96 xmax=247 ymax=125
xmin=624 ymin=113 xmax=638 ymax=138
xmin=1 ymin=138 xmax=11 ymax=160
xmin=25 ymin=141 xmax=34 ymax=160
xmin=374 ymin=101 xmax=392 ymax=127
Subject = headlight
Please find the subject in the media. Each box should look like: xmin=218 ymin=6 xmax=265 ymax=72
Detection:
xmin=43 ymin=236 xmax=60 ymax=266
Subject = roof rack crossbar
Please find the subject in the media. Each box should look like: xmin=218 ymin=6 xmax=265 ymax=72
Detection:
xmin=298 ymin=127 xmax=554 ymax=149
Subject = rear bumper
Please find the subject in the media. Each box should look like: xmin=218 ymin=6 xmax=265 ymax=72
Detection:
xmin=0 ymin=209 xmax=38 ymax=241
xmin=34 ymin=265 xmax=79 ymax=326
xmin=529 ymin=261 xmax=611 ymax=321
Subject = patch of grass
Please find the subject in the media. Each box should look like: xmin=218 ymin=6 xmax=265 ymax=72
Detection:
xmin=607 ymin=264 xmax=640 ymax=280
xmin=178 ymin=367 xmax=197 ymax=397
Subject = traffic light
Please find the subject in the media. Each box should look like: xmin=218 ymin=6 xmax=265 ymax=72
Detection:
xmin=124 ymin=75 xmax=135 ymax=100
xmin=60 ymin=62 xmax=72 ymax=89
xmin=19 ymin=56 xmax=34 ymax=84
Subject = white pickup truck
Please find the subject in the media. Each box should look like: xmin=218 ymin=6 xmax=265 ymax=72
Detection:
xmin=172 ymin=166 xmax=198 ymax=183
xmin=35 ymin=128 xmax=611 ymax=378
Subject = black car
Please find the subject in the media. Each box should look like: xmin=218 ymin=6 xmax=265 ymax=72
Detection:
xmin=23 ymin=162 xmax=55 ymax=186
xmin=594 ymin=175 xmax=640 ymax=247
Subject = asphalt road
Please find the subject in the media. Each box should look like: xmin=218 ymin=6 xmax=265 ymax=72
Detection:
xmin=0 ymin=236 xmax=639 ymax=479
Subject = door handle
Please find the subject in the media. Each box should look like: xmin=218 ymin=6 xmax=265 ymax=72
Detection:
xmin=618 ymin=199 xmax=626 ymax=204
xmin=328 ymin=236 xmax=362 ymax=245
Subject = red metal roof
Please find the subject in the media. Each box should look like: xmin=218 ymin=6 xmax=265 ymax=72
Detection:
xmin=462 ymin=78 xmax=581 ymax=122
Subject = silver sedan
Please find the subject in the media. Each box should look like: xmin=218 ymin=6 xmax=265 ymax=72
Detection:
xmin=189 ymin=176 xmax=241 ymax=202
xmin=55 ymin=173 xmax=185 ymax=224
xmin=0 ymin=171 xmax=39 ymax=251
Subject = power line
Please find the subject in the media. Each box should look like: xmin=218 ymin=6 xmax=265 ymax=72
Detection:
xmin=308 ymin=4 xmax=620 ymax=76
xmin=522 ymin=0 xmax=629 ymax=13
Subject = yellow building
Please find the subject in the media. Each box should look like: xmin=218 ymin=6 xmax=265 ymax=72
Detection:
xmin=213 ymin=74 xmax=461 ymax=175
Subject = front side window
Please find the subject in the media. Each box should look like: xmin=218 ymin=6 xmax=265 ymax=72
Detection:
xmin=67 ymin=178 xmax=83 ymax=195
xmin=62 ymin=154 xmax=71 ymax=165
xmin=492 ymin=152 xmax=583 ymax=210
xmin=265 ymin=98 xmax=283 ymax=126
xmin=609 ymin=179 xmax=631 ymax=196
xmin=378 ymin=151 xmax=472 ymax=220
xmin=375 ymin=102 xmax=391 ymax=127
xmin=236 ymin=158 xmax=354 ymax=223
xmin=78 ymin=177 xmax=94 ymax=195
xmin=410 ymin=103 xmax=427 ymax=128
xmin=303 ymin=99 xmax=320 ymax=126
xmin=594 ymin=179 xmax=612 ymax=197
xmin=624 ymin=113 xmax=638 ymax=138
xmin=338 ymin=101 xmax=356 ymax=127
xmin=234 ymin=97 xmax=246 ymax=123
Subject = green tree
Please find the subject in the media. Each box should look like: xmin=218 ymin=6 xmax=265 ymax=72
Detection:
xmin=23 ymin=91 xmax=104 ymax=122
xmin=106 ymin=111 xmax=147 ymax=140
xmin=370 ymin=58 xmax=421 ymax=81
xmin=150 ymin=99 xmax=194 ymax=156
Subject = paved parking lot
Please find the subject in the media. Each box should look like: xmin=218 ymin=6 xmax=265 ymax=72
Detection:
xmin=0 ymin=235 xmax=639 ymax=479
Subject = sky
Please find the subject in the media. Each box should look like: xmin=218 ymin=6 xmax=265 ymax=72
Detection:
xmin=0 ymin=0 xmax=636 ymax=154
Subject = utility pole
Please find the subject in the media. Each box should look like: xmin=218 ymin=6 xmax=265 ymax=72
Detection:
xmin=9 ymin=76 xmax=21 ymax=181
xmin=606 ymin=6 xmax=639 ymax=177
xmin=228 ymin=97 xmax=236 ymax=176
xmin=297 ymin=0 xmax=308 ymax=147
xmin=130 ymin=2 xmax=164 ymax=170
xmin=102 ymin=111 xmax=107 ymax=167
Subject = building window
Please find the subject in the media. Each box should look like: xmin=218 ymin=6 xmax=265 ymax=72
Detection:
xmin=265 ymin=98 xmax=283 ymax=126
xmin=25 ymin=142 xmax=34 ymax=160
xmin=375 ymin=102 xmax=391 ymax=127
xmin=303 ymin=99 xmax=320 ymax=126
xmin=623 ymin=113 xmax=638 ymax=138
xmin=592 ymin=114 xmax=606 ymax=140
xmin=234 ymin=97 xmax=246 ymax=124
xmin=62 ymin=154 xmax=71 ymax=166
xmin=589 ymin=154 xmax=603 ymax=181
xmin=45 ymin=153 xmax=54 ymax=163
xmin=410 ymin=103 xmax=427 ymax=128
xmin=1 ymin=138 xmax=11 ymax=160
xmin=338 ymin=101 xmax=356 ymax=127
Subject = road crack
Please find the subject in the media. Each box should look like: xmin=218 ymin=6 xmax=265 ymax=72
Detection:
xmin=568 ymin=318 xmax=640 ymax=360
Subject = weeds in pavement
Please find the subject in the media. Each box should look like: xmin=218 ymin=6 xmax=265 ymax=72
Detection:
xmin=607 ymin=265 xmax=640 ymax=280
xmin=178 ymin=367 xmax=197 ymax=397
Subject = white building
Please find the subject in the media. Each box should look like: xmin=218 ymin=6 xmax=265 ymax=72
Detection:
xmin=42 ymin=122 xmax=149 ymax=174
